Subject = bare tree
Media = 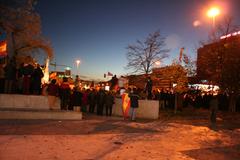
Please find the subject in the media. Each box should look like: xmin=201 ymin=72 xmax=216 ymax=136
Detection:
xmin=208 ymin=17 xmax=239 ymax=43
xmin=126 ymin=31 xmax=169 ymax=75
xmin=0 ymin=0 xmax=53 ymax=60
xmin=182 ymin=53 xmax=196 ymax=77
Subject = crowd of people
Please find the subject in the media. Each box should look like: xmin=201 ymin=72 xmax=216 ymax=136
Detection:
xmin=46 ymin=77 xmax=116 ymax=116
xmin=1 ymin=58 xmax=240 ymax=119
xmin=151 ymin=89 xmax=240 ymax=112
xmin=0 ymin=58 xmax=44 ymax=95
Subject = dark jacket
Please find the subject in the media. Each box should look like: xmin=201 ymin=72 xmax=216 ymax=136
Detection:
xmin=22 ymin=64 xmax=34 ymax=76
xmin=72 ymin=90 xmax=82 ymax=106
xmin=105 ymin=93 xmax=114 ymax=107
xmin=129 ymin=92 xmax=139 ymax=108
xmin=59 ymin=82 xmax=71 ymax=99
xmin=4 ymin=63 xmax=16 ymax=80
xmin=88 ymin=90 xmax=96 ymax=105
xmin=47 ymin=83 xmax=59 ymax=96
xmin=97 ymin=90 xmax=106 ymax=106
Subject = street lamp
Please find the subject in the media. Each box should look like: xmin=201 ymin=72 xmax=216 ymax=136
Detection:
xmin=76 ymin=60 xmax=80 ymax=68
xmin=207 ymin=7 xmax=222 ymax=87
xmin=76 ymin=59 xmax=80 ymax=75
xmin=207 ymin=7 xmax=220 ymax=29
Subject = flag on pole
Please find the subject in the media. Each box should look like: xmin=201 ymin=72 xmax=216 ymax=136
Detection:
xmin=179 ymin=47 xmax=184 ymax=63
xmin=107 ymin=71 xmax=113 ymax=76
xmin=122 ymin=93 xmax=130 ymax=119
xmin=0 ymin=41 xmax=7 ymax=57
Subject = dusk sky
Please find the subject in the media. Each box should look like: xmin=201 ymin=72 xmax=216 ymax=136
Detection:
xmin=36 ymin=0 xmax=240 ymax=81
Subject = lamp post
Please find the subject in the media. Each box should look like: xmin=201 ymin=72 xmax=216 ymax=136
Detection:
xmin=76 ymin=59 xmax=80 ymax=75
xmin=207 ymin=7 xmax=220 ymax=37
xmin=207 ymin=7 xmax=222 ymax=88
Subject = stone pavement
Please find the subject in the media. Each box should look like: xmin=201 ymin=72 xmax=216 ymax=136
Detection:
xmin=0 ymin=111 xmax=240 ymax=160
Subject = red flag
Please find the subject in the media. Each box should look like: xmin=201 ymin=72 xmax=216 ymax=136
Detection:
xmin=0 ymin=41 xmax=7 ymax=57
xmin=107 ymin=71 xmax=113 ymax=76
xmin=122 ymin=93 xmax=130 ymax=119
xmin=179 ymin=47 xmax=184 ymax=62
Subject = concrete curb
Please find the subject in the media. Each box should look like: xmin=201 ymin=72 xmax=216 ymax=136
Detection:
xmin=0 ymin=110 xmax=82 ymax=120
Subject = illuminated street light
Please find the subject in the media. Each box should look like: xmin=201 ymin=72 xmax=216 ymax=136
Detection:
xmin=207 ymin=7 xmax=220 ymax=28
xmin=76 ymin=60 xmax=80 ymax=68
xmin=76 ymin=59 xmax=80 ymax=75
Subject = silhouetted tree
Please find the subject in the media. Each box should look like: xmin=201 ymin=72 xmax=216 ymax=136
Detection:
xmin=0 ymin=0 xmax=53 ymax=60
xmin=126 ymin=31 xmax=169 ymax=75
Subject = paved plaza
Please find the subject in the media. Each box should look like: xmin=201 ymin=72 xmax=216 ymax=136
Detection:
xmin=0 ymin=109 xmax=240 ymax=160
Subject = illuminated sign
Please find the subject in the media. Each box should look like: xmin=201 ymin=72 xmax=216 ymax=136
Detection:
xmin=220 ymin=31 xmax=240 ymax=39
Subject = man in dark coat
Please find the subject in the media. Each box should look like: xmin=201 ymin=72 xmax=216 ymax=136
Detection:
xmin=105 ymin=91 xmax=114 ymax=116
xmin=32 ymin=64 xmax=44 ymax=95
xmin=129 ymin=88 xmax=140 ymax=121
xmin=88 ymin=89 xmax=96 ymax=113
xmin=210 ymin=95 xmax=219 ymax=129
xmin=96 ymin=89 xmax=106 ymax=115
xmin=22 ymin=63 xmax=34 ymax=94
xmin=70 ymin=87 xmax=82 ymax=111
xmin=47 ymin=79 xmax=59 ymax=110
xmin=145 ymin=77 xmax=153 ymax=100
xmin=59 ymin=77 xmax=71 ymax=110
xmin=4 ymin=59 xmax=16 ymax=93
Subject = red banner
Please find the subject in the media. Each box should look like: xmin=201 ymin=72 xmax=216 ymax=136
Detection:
xmin=0 ymin=41 xmax=7 ymax=57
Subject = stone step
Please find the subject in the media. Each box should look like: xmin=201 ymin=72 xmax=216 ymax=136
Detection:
xmin=0 ymin=94 xmax=60 ymax=110
xmin=0 ymin=109 xmax=82 ymax=120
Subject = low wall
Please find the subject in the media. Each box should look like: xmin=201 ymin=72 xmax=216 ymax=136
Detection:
xmin=0 ymin=94 xmax=60 ymax=110
xmin=0 ymin=94 xmax=159 ymax=119
xmin=112 ymin=98 xmax=159 ymax=119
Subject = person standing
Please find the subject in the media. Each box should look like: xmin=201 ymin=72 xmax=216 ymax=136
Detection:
xmin=110 ymin=75 xmax=118 ymax=91
xmin=88 ymin=89 xmax=96 ymax=113
xmin=105 ymin=91 xmax=114 ymax=116
xmin=72 ymin=87 xmax=82 ymax=112
xmin=47 ymin=79 xmax=59 ymax=110
xmin=96 ymin=89 xmax=106 ymax=115
xmin=4 ymin=59 xmax=16 ymax=93
xmin=81 ymin=88 xmax=88 ymax=112
xmin=16 ymin=63 xmax=24 ymax=94
xmin=32 ymin=64 xmax=44 ymax=95
xmin=59 ymin=77 xmax=71 ymax=110
xmin=210 ymin=95 xmax=219 ymax=129
xmin=145 ymin=77 xmax=153 ymax=100
xmin=0 ymin=64 xmax=5 ymax=93
xmin=129 ymin=88 xmax=140 ymax=121
xmin=22 ymin=62 xmax=34 ymax=94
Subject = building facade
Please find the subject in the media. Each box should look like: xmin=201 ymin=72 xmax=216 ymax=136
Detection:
xmin=197 ymin=31 xmax=240 ymax=89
